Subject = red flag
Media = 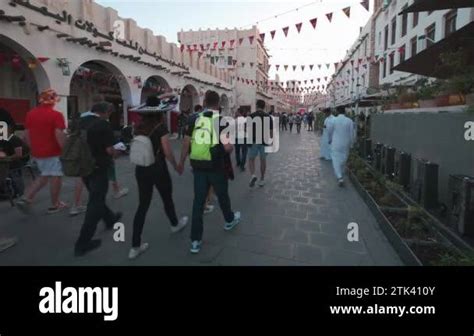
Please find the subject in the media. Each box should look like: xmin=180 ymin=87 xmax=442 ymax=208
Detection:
xmin=180 ymin=45 xmax=185 ymax=52
xmin=221 ymin=41 xmax=226 ymax=49
xmin=239 ymin=38 xmax=244 ymax=45
xmin=249 ymin=36 xmax=255 ymax=44
xmin=260 ymin=33 xmax=265 ymax=43
xmin=296 ymin=23 xmax=303 ymax=33
xmin=270 ymin=30 xmax=276 ymax=39
xmin=193 ymin=44 xmax=198 ymax=50
xmin=309 ymin=65 xmax=314 ymax=71
xmin=360 ymin=0 xmax=369 ymax=11
xmin=310 ymin=18 xmax=318 ymax=29
xmin=326 ymin=13 xmax=333 ymax=22
xmin=37 ymin=57 xmax=50 ymax=63
xmin=213 ymin=42 xmax=218 ymax=50
xmin=282 ymin=27 xmax=289 ymax=37
xmin=342 ymin=7 xmax=351 ymax=19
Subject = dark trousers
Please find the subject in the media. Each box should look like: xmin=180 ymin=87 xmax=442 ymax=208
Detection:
xmin=178 ymin=126 xmax=186 ymax=139
xmin=133 ymin=165 xmax=178 ymax=247
xmin=191 ymin=170 xmax=234 ymax=242
xmin=235 ymin=144 xmax=248 ymax=169
xmin=9 ymin=168 xmax=24 ymax=197
xmin=297 ymin=124 xmax=302 ymax=133
xmin=289 ymin=123 xmax=294 ymax=133
xmin=76 ymin=168 xmax=116 ymax=248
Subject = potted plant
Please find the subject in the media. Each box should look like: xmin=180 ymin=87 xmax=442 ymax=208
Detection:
xmin=415 ymin=78 xmax=439 ymax=108
xmin=437 ymin=49 xmax=474 ymax=106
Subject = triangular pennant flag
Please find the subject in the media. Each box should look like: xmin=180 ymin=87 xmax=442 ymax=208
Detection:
xmin=301 ymin=65 xmax=305 ymax=71
xmin=342 ymin=7 xmax=351 ymax=19
xmin=326 ymin=64 xmax=330 ymax=69
xmin=310 ymin=65 xmax=314 ymax=71
xmin=326 ymin=13 xmax=333 ymax=22
xmin=242 ymin=62 xmax=246 ymax=67
xmin=304 ymin=80 xmax=307 ymax=84
xmin=310 ymin=18 xmax=318 ymax=30
xmin=293 ymin=65 xmax=297 ymax=71
xmin=249 ymin=36 xmax=254 ymax=44
xmin=271 ymin=30 xmax=276 ymax=39
xmin=296 ymin=23 xmax=303 ymax=33
xmin=276 ymin=65 xmax=280 ymax=71
xmin=250 ymin=62 xmax=254 ymax=68
xmin=239 ymin=38 xmax=244 ymax=45
xmin=230 ymin=40 xmax=235 ymax=48
xmin=284 ymin=65 xmax=288 ymax=71
xmin=282 ymin=27 xmax=290 ymax=37
xmin=180 ymin=45 xmax=185 ymax=52
xmin=317 ymin=78 xmax=321 ymax=82
xmin=310 ymin=79 xmax=314 ymax=84
xmin=221 ymin=41 xmax=226 ymax=49
xmin=360 ymin=0 xmax=369 ymax=11
xmin=350 ymin=60 xmax=355 ymax=66
xmin=193 ymin=44 xmax=198 ymax=50
xmin=324 ymin=77 xmax=328 ymax=81
xmin=200 ymin=44 xmax=205 ymax=51
xmin=206 ymin=43 xmax=211 ymax=50
xmin=233 ymin=60 xmax=238 ymax=66
xmin=213 ymin=42 xmax=218 ymax=50
xmin=334 ymin=62 xmax=339 ymax=69
xmin=359 ymin=58 xmax=363 ymax=64
xmin=260 ymin=33 xmax=265 ymax=43
xmin=198 ymin=52 xmax=203 ymax=58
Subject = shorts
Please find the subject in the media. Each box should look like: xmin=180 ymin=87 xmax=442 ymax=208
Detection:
xmin=34 ymin=157 xmax=63 ymax=177
xmin=248 ymin=145 xmax=268 ymax=160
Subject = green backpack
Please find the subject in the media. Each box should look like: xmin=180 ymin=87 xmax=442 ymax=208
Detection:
xmin=190 ymin=113 xmax=219 ymax=162
xmin=60 ymin=126 xmax=96 ymax=177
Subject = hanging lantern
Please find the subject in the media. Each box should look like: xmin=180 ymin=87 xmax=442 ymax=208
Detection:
xmin=28 ymin=59 xmax=38 ymax=70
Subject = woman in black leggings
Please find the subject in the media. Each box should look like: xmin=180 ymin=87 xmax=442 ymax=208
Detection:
xmin=129 ymin=99 xmax=188 ymax=260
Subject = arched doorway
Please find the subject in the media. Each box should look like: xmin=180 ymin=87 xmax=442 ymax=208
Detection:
xmin=0 ymin=35 xmax=50 ymax=128
xmin=179 ymin=84 xmax=199 ymax=113
xmin=220 ymin=94 xmax=230 ymax=116
xmin=69 ymin=60 xmax=130 ymax=130
xmin=140 ymin=76 xmax=170 ymax=104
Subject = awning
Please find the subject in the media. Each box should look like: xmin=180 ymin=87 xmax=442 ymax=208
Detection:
xmin=392 ymin=22 xmax=474 ymax=79
xmin=399 ymin=0 xmax=474 ymax=15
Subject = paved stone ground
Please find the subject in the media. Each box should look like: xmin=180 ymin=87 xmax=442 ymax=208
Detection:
xmin=0 ymin=130 xmax=402 ymax=266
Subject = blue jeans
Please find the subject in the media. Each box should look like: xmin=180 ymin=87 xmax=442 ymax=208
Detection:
xmin=191 ymin=170 xmax=235 ymax=242
xmin=235 ymin=144 xmax=248 ymax=169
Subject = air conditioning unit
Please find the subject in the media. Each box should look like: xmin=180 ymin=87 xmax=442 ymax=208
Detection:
xmin=448 ymin=175 xmax=474 ymax=237
xmin=411 ymin=159 xmax=439 ymax=210
xmin=396 ymin=152 xmax=411 ymax=189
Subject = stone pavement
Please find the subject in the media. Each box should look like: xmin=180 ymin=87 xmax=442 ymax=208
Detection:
xmin=0 ymin=130 xmax=402 ymax=266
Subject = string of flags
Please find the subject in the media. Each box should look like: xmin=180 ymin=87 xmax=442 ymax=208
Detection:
xmin=180 ymin=1 xmax=370 ymax=53
xmin=0 ymin=53 xmax=50 ymax=69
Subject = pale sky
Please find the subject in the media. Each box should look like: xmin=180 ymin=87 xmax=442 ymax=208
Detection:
xmin=96 ymin=0 xmax=373 ymax=87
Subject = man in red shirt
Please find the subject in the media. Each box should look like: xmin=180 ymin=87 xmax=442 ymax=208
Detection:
xmin=17 ymin=89 xmax=67 ymax=214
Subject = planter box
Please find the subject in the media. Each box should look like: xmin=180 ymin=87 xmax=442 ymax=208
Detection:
xmin=435 ymin=95 xmax=450 ymax=107
xmin=349 ymin=171 xmax=422 ymax=266
xmin=418 ymin=99 xmax=437 ymax=108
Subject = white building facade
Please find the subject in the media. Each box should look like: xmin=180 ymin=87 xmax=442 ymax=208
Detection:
xmin=178 ymin=26 xmax=271 ymax=115
xmin=0 ymin=0 xmax=234 ymax=130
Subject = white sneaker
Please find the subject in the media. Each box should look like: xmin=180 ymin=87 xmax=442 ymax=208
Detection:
xmin=258 ymin=179 xmax=265 ymax=187
xmin=190 ymin=241 xmax=202 ymax=254
xmin=114 ymin=188 xmax=129 ymax=200
xmin=128 ymin=243 xmax=149 ymax=260
xmin=69 ymin=206 xmax=87 ymax=217
xmin=171 ymin=216 xmax=189 ymax=233
xmin=249 ymin=176 xmax=258 ymax=188
xmin=204 ymin=205 xmax=215 ymax=215
xmin=224 ymin=211 xmax=241 ymax=231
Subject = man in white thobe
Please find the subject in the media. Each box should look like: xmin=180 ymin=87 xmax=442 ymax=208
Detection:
xmin=320 ymin=110 xmax=335 ymax=161
xmin=328 ymin=107 xmax=355 ymax=187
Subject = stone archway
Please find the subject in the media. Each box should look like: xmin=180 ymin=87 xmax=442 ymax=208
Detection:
xmin=220 ymin=93 xmax=230 ymax=116
xmin=69 ymin=60 xmax=131 ymax=130
xmin=0 ymin=34 xmax=51 ymax=127
xmin=141 ymin=75 xmax=170 ymax=104
xmin=179 ymin=84 xmax=199 ymax=113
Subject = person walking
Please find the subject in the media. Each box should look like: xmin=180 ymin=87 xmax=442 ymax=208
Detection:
xmin=295 ymin=114 xmax=303 ymax=134
xmin=320 ymin=110 xmax=335 ymax=161
xmin=307 ymin=113 xmax=315 ymax=131
xmin=248 ymin=100 xmax=274 ymax=188
xmin=178 ymin=91 xmax=241 ymax=254
xmin=129 ymin=96 xmax=188 ymax=260
xmin=74 ymin=102 xmax=122 ymax=257
xmin=328 ymin=107 xmax=355 ymax=187
xmin=235 ymin=108 xmax=248 ymax=172
xmin=17 ymin=89 xmax=67 ymax=214
xmin=288 ymin=114 xmax=294 ymax=133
